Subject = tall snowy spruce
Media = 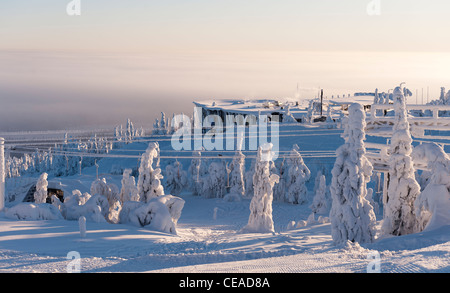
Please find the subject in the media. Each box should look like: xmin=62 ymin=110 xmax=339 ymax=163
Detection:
xmin=285 ymin=145 xmax=311 ymax=204
xmin=228 ymin=151 xmax=246 ymax=197
xmin=413 ymin=143 xmax=450 ymax=231
xmin=330 ymin=103 xmax=376 ymax=244
xmin=120 ymin=168 xmax=140 ymax=202
xmin=242 ymin=143 xmax=279 ymax=233
xmin=137 ymin=142 xmax=164 ymax=202
xmin=34 ymin=172 xmax=49 ymax=204
xmin=382 ymin=85 xmax=421 ymax=236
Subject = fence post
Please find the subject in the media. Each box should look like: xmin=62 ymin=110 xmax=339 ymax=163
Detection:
xmin=0 ymin=138 xmax=5 ymax=211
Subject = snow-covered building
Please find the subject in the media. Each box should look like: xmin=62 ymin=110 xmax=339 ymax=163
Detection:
xmin=193 ymin=99 xmax=306 ymax=124
xmin=328 ymin=93 xmax=376 ymax=111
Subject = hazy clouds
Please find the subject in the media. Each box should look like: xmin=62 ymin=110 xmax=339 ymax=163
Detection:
xmin=1 ymin=49 xmax=449 ymax=131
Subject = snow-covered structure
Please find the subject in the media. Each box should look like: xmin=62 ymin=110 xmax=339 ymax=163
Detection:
xmin=413 ymin=143 xmax=450 ymax=231
xmin=285 ymin=146 xmax=311 ymax=204
xmin=330 ymin=103 xmax=377 ymax=244
xmin=382 ymin=85 xmax=421 ymax=236
xmin=137 ymin=142 xmax=164 ymax=202
xmin=242 ymin=143 xmax=279 ymax=233
xmin=34 ymin=173 xmax=49 ymax=204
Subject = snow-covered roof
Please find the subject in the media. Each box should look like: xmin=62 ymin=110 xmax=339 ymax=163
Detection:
xmin=193 ymin=98 xmax=308 ymax=119
xmin=328 ymin=94 xmax=375 ymax=106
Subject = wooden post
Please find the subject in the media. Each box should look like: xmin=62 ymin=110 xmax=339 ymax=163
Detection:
xmin=320 ymin=89 xmax=323 ymax=117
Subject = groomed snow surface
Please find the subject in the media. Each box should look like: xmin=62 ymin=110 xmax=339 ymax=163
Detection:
xmin=2 ymin=125 xmax=450 ymax=273
xmin=1 ymin=194 xmax=450 ymax=273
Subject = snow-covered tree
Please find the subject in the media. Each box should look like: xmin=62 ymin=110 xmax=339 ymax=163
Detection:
xmin=120 ymin=168 xmax=140 ymax=202
xmin=228 ymin=151 xmax=246 ymax=197
xmin=188 ymin=150 xmax=208 ymax=195
xmin=137 ymin=142 xmax=164 ymax=202
xmin=273 ymin=157 xmax=287 ymax=202
xmin=285 ymin=146 xmax=311 ymax=204
xmin=152 ymin=118 xmax=160 ymax=135
xmin=330 ymin=103 xmax=377 ymax=244
xmin=382 ymin=85 xmax=421 ymax=236
xmin=34 ymin=172 xmax=48 ymax=204
xmin=413 ymin=143 xmax=450 ymax=231
xmin=160 ymin=112 xmax=168 ymax=135
xmin=310 ymin=173 xmax=329 ymax=214
xmin=202 ymin=161 xmax=227 ymax=198
xmin=242 ymin=143 xmax=279 ymax=233
xmin=244 ymin=158 xmax=256 ymax=198
xmin=164 ymin=160 xmax=187 ymax=195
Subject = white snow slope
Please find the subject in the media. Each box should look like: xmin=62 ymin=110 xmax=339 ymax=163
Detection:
xmin=1 ymin=124 xmax=450 ymax=273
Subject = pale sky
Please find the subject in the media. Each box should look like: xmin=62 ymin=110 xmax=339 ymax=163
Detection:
xmin=0 ymin=1 xmax=450 ymax=130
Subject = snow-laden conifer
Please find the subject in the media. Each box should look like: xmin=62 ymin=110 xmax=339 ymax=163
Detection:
xmin=330 ymin=103 xmax=376 ymax=244
xmin=382 ymin=85 xmax=421 ymax=236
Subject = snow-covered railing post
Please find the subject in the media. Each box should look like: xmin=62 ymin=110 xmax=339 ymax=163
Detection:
xmin=0 ymin=138 xmax=4 ymax=211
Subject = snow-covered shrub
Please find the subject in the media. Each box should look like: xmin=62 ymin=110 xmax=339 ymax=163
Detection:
xmin=119 ymin=194 xmax=185 ymax=234
xmin=6 ymin=203 xmax=62 ymax=221
xmin=90 ymin=178 xmax=121 ymax=223
xmin=285 ymin=146 xmax=311 ymax=204
xmin=155 ymin=194 xmax=185 ymax=224
xmin=64 ymin=193 xmax=109 ymax=223
xmin=382 ymin=85 xmax=421 ymax=236
xmin=137 ymin=142 xmax=164 ymax=202
xmin=330 ymin=103 xmax=377 ymax=245
xmin=306 ymin=213 xmax=317 ymax=225
xmin=413 ymin=143 xmax=450 ymax=232
xmin=34 ymin=173 xmax=49 ymax=204
xmin=310 ymin=174 xmax=329 ymax=214
xmin=286 ymin=221 xmax=296 ymax=230
xmin=164 ymin=160 xmax=187 ymax=195
xmin=241 ymin=143 xmax=279 ymax=233
xmin=202 ymin=161 xmax=227 ymax=198
xmin=296 ymin=220 xmax=307 ymax=228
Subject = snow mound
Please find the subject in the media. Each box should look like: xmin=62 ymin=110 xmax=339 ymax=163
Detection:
xmin=119 ymin=195 xmax=184 ymax=234
xmin=5 ymin=203 xmax=62 ymax=221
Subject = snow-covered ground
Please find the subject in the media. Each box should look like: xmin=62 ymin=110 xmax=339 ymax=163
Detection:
xmin=1 ymin=193 xmax=450 ymax=273
xmin=1 ymin=123 xmax=450 ymax=273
